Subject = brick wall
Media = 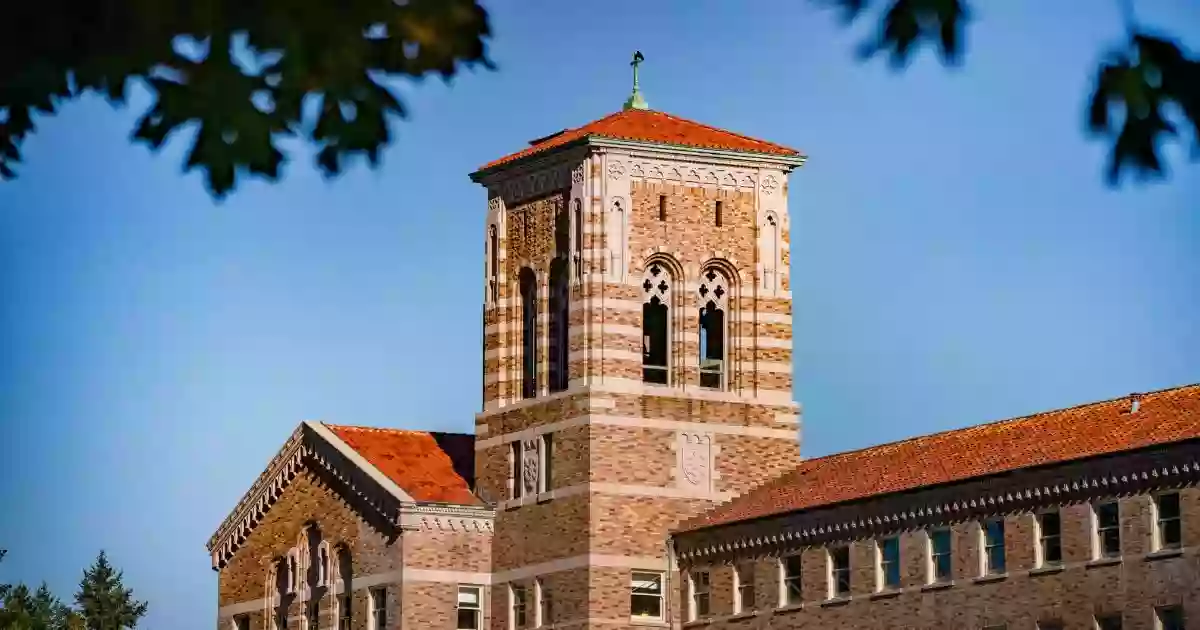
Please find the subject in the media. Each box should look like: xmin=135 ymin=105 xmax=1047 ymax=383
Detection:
xmin=674 ymin=478 xmax=1200 ymax=629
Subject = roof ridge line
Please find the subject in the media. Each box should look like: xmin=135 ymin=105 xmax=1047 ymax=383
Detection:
xmin=649 ymin=109 xmax=798 ymax=153
xmin=794 ymin=382 xmax=1200 ymax=467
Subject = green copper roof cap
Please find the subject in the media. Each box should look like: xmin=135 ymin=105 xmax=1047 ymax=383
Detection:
xmin=623 ymin=51 xmax=649 ymax=111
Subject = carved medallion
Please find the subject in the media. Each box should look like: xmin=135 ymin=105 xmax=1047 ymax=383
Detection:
xmin=680 ymin=434 xmax=712 ymax=489
xmin=760 ymin=175 xmax=779 ymax=195
xmin=521 ymin=439 xmax=540 ymax=494
xmin=607 ymin=161 xmax=626 ymax=180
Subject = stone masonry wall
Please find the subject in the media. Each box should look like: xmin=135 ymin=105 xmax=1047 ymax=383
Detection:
xmin=675 ymin=483 xmax=1200 ymax=629
xmin=215 ymin=470 xmax=400 ymax=630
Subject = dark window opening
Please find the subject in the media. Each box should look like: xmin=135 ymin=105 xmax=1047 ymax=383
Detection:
xmin=658 ymin=195 xmax=667 ymax=221
xmin=519 ymin=268 xmax=538 ymax=399
xmin=830 ymin=546 xmax=851 ymax=597
xmin=643 ymin=300 xmax=668 ymax=384
xmin=698 ymin=302 xmax=725 ymax=389
xmin=511 ymin=442 xmax=523 ymax=499
xmin=573 ymin=202 xmax=583 ymax=280
xmin=714 ymin=200 xmax=723 ymax=227
xmin=548 ymin=261 xmax=570 ymax=392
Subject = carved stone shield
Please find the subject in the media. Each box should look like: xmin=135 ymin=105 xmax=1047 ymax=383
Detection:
xmin=522 ymin=439 xmax=540 ymax=494
xmin=681 ymin=440 xmax=710 ymax=487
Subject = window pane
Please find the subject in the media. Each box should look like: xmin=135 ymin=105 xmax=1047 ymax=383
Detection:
xmin=457 ymin=608 xmax=479 ymax=630
xmin=931 ymin=529 xmax=951 ymax=553
xmin=1041 ymin=512 xmax=1060 ymax=536
xmin=458 ymin=587 xmax=480 ymax=607
xmin=1097 ymin=502 xmax=1119 ymax=528
xmin=1157 ymin=493 xmax=1181 ymax=519
xmin=1161 ymin=518 xmax=1182 ymax=547
xmin=1044 ymin=535 xmax=1062 ymax=564
xmin=1157 ymin=606 xmax=1184 ymax=630
xmin=1101 ymin=527 xmax=1121 ymax=557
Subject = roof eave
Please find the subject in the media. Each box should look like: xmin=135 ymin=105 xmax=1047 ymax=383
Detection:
xmin=469 ymin=135 xmax=807 ymax=185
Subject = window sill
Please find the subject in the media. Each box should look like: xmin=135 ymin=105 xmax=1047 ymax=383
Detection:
xmin=1145 ymin=548 xmax=1183 ymax=561
xmin=774 ymin=603 xmax=804 ymax=614
xmin=973 ymin=573 xmax=1008 ymax=584
xmin=1085 ymin=556 xmax=1122 ymax=569
xmin=1029 ymin=564 xmax=1064 ymax=576
xmin=630 ymin=617 xmax=669 ymax=627
xmin=870 ymin=589 xmax=902 ymax=600
xmin=535 ymin=492 xmax=553 ymax=505
xmin=682 ymin=619 xmax=712 ymax=628
xmin=920 ymin=581 xmax=954 ymax=592
xmin=820 ymin=596 xmax=851 ymax=608
xmin=729 ymin=611 xmax=756 ymax=621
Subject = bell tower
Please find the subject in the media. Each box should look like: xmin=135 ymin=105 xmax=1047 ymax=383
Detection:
xmin=470 ymin=53 xmax=806 ymax=629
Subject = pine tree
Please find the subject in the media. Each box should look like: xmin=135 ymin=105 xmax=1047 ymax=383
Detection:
xmin=73 ymin=551 xmax=148 ymax=630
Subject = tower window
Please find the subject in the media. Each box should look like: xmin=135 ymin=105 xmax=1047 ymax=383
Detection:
xmin=697 ymin=268 xmax=728 ymax=390
xmin=519 ymin=267 xmax=538 ymax=399
xmin=641 ymin=263 xmax=671 ymax=384
xmin=658 ymin=195 xmax=667 ymax=221
xmin=548 ymin=260 xmax=570 ymax=392
xmin=714 ymin=200 xmax=723 ymax=227
xmin=511 ymin=441 xmax=523 ymax=499
xmin=488 ymin=225 xmax=499 ymax=302
xmin=573 ymin=200 xmax=583 ymax=280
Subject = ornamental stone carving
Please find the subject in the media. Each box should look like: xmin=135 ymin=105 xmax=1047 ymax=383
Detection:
xmin=678 ymin=432 xmax=713 ymax=491
xmin=571 ymin=164 xmax=585 ymax=184
xmin=521 ymin=438 xmax=540 ymax=494
xmin=760 ymin=174 xmax=779 ymax=195
xmin=607 ymin=161 xmax=626 ymax=179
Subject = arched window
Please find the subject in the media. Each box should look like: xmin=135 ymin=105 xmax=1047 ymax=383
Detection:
xmin=335 ymin=545 xmax=353 ymax=630
xmin=488 ymin=225 xmax=499 ymax=302
xmin=519 ymin=267 xmax=539 ymax=399
xmin=762 ymin=213 xmax=779 ymax=291
xmin=641 ymin=262 xmax=672 ymax=384
xmin=698 ymin=267 xmax=729 ymax=390
xmin=573 ymin=200 xmax=583 ymax=281
xmin=548 ymin=259 xmax=570 ymax=392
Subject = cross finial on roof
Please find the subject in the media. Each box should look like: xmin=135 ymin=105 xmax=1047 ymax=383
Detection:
xmin=623 ymin=51 xmax=649 ymax=111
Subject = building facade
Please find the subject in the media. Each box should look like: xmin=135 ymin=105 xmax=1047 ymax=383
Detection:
xmin=670 ymin=386 xmax=1200 ymax=630
xmin=208 ymin=70 xmax=807 ymax=630
xmin=206 ymin=66 xmax=1200 ymax=630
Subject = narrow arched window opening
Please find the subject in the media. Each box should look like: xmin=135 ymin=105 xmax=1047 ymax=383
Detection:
xmin=573 ymin=200 xmax=583 ymax=281
xmin=519 ymin=267 xmax=539 ymax=399
xmin=548 ymin=260 xmax=570 ymax=392
xmin=641 ymin=263 xmax=671 ymax=384
xmin=488 ymin=225 xmax=499 ymax=301
xmin=658 ymin=195 xmax=667 ymax=221
xmin=714 ymin=200 xmax=723 ymax=227
xmin=763 ymin=214 xmax=779 ymax=291
xmin=698 ymin=268 xmax=729 ymax=390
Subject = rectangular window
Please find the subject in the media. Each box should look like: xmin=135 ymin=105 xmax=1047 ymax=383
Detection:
xmin=1155 ymin=492 xmax=1182 ymax=550
xmin=828 ymin=546 xmax=850 ymax=598
xmin=630 ymin=571 xmax=663 ymax=620
xmin=1095 ymin=614 xmax=1123 ymax=630
xmin=658 ymin=195 xmax=667 ymax=221
xmin=457 ymin=585 xmax=483 ymax=630
xmin=689 ymin=571 xmax=710 ymax=620
xmin=929 ymin=529 xmax=952 ymax=583
xmin=538 ymin=434 xmax=553 ymax=494
xmin=1038 ymin=510 xmax=1063 ymax=566
xmin=714 ymin=200 xmax=723 ymax=227
xmin=779 ymin=555 xmax=802 ymax=607
xmin=877 ymin=536 xmax=900 ymax=590
xmin=982 ymin=518 xmax=1006 ymax=575
xmin=1156 ymin=606 xmax=1184 ymax=630
xmin=510 ymin=585 xmax=527 ymax=629
xmin=369 ymin=587 xmax=387 ymax=630
xmin=1094 ymin=501 xmax=1121 ymax=558
xmin=233 ymin=616 xmax=249 ymax=630
xmin=534 ymin=579 xmax=550 ymax=627
xmin=511 ymin=442 xmax=522 ymax=499
xmin=734 ymin=563 xmax=755 ymax=613
xmin=698 ymin=305 xmax=725 ymax=389
xmin=338 ymin=594 xmax=352 ymax=630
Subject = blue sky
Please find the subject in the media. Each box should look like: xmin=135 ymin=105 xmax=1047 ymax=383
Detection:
xmin=1 ymin=0 xmax=1198 ymax=626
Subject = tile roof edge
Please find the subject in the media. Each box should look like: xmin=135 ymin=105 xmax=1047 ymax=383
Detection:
xmin=646 ymin=109 xmax=803 ymax=155
xmin=671 ymin=382 xmax=1200 ymax=535
xmin=673 ymin=433 xmax=1200 ymax=536
xmin=306 ymin=420 xmax=417 ymax=503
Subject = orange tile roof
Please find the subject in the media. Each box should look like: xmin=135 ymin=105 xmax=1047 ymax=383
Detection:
xmin=324 ymin=424 xmax=481 ymax=505
xmin=676 ymin=384 xmax=1200 ymax=533
xmin=478 ymin=108 xmax=803 ymax=171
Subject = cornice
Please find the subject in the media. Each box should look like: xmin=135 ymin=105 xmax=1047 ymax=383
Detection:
xmin=207 ymin=425 xmax=308 ymax=554
xmin=469 ymin=136 xmax=805 ymax=186
xmin=398 ymin=503 xmax=496 ymax=534
xmin=673 ymin=448 xmax=1200 ymax=566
